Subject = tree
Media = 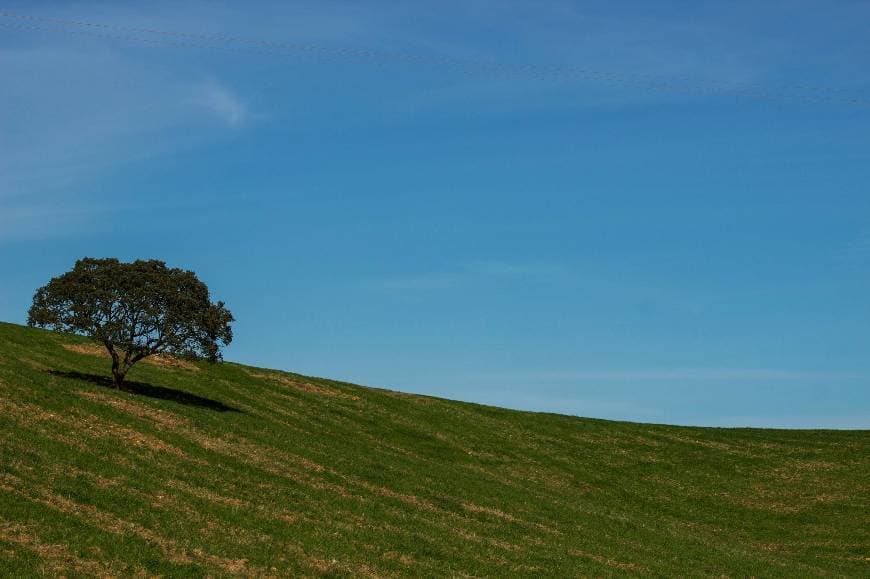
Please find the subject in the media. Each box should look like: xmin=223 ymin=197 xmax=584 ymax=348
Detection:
xmin=28 ymin=258 xmax=234 ymax=388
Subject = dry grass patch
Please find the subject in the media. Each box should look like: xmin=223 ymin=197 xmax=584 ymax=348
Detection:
xmin=350 ymin=479 xmax=437 ymax=512
xmin=17 ymin=357 xmax=51 ymax=371
xmin=0 ymin=397 xmax=66 ymax=424
xmin=769 ymin=460 xmax=840 ymax=482
xmin=76 ymin=390 xmax=190 ymax=428
xmin=461 ymin=501 xmax=518 ymax=522
xmin=62 ymin=343 xmax=199 ymax=371
xmin=382 ymin=550 xmax=415 ymax=566
xmin=569 ymin=548 xmax=647 ymax=571
xmin=646 ymin=431 xmax=759 ymax=457
xmin=146 ymin=354 xmax=200 ymax=371
xmin=0 ymin=522 xmax=117 ymax=577
xmin=4 ymin=480 xmax=255 ymax=574
xmin=142 ymin=427 xmax=352 ymax=498
xmin=63 ymin=343 xmax=113 ymax=358
xmin=167 ymin=480 xmax=247 ymax=508
xmin=75 ymin=414 xmax=191 ymax=459
xmin=0 ymin=396 xmax=190 ymax=460
xmin=244 ymin=369 xmax=360 ymax=400
xmin=55 ymin=465 xmax=126 ymax=490
xmin=0 ymin=472 xmax=23 ymax=492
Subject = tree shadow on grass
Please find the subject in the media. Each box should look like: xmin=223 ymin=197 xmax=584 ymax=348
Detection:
xmin=48 ymin=370 xmax=242 ymax=413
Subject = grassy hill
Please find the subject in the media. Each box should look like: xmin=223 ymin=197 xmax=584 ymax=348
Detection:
xmin=0 ymin=321 xmax=868 ymax=576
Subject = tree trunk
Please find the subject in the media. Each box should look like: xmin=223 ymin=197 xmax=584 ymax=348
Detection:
xmin=110 ymin=355 xmax=126 ymax=388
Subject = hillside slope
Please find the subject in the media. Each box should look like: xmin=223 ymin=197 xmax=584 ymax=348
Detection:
xmin=0 ymin=321 xmax=868 ymax=576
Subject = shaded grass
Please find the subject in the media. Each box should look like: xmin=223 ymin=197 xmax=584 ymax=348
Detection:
xmin=1 ymin=321 xmax=868 ymax=576
xmin=46 ymin=370 xmax=242 ymax=413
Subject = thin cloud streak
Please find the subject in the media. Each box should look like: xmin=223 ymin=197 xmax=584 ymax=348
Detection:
xmin=0 ymin=206 xmax=92 ymax=242
xmin=459 ymin=368 xmax=867 ymax=383
xmin=702 ymin=414 xmax=870 ymax=429
xmin=0 ymin=40 xmax=255 ymax=242
xmin=372 ymin=260 xmax=571 ymax=291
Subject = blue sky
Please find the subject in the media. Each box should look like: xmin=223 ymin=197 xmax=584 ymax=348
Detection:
xmin=1 ymin=1 xmax=869 ymax=428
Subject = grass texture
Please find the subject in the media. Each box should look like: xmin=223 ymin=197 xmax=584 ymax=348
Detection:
xmin=0 ymin=321 xmax=868 ymax=576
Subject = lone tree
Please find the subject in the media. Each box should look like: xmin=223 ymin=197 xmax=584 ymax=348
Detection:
xmin=28 ymin=258 xmax=234 ymax=388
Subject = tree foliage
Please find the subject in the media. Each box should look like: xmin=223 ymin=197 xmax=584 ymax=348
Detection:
xmin=28 ymin=258 xmax=234 ymax=387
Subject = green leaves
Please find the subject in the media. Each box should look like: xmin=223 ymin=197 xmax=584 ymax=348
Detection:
xmin=28 ymin=258 xmax=234 ymax=384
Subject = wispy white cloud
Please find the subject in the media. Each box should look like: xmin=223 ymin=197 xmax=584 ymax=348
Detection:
xmin=0 ymin=41 xmax=254 ymax=242
xmin=192 ymin=81 xmax=249 ymax=127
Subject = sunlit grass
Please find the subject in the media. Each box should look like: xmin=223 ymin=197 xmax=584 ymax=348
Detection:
xmin=1 ymin=321 xmax=867 ymax=576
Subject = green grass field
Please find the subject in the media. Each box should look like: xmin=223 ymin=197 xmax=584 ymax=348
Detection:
xmin=0 ymin=321 xmax=868 ymax=576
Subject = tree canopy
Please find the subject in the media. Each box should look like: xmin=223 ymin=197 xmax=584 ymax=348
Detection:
xmin=28 ymin=258 xmax=234 ymax=387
